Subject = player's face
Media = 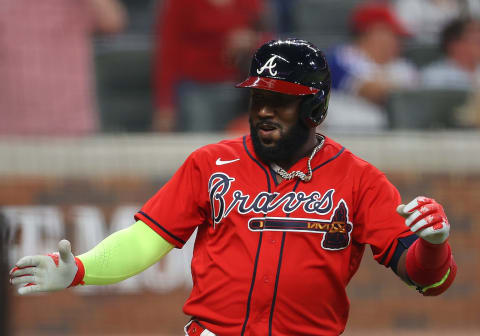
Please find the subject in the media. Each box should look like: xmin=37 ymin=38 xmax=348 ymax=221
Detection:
xmin=249 ymin=89 xmax=309 ymax=164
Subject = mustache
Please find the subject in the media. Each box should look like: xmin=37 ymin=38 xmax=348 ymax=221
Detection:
xmin=254 ymin=120 xmax=282 ymax=130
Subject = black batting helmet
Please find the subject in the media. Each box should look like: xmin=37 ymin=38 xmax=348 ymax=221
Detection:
xmin=236 ymin=38 xmax=331 ymax=127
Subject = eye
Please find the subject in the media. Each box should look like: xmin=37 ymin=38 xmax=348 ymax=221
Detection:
xmin=250 ymin=92 xmax=300 ymax=109
xmin=275 ymin=95 xmax=301 ymax=107
xmin=250 ymin=95 xmax=265 ymax=108
xmin=269 ymin=99 xmax=286 ymax=108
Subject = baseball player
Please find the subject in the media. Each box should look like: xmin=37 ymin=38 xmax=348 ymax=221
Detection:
xmin=10 ymin=39 xmax=456 ymax=336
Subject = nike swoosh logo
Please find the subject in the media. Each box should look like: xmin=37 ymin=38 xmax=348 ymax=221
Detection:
xmin=216 ymin=158 xmax=240 ymax=166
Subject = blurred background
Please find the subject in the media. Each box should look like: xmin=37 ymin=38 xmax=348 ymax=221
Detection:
xmin=0 ymin=0 xmax=479 ymax=335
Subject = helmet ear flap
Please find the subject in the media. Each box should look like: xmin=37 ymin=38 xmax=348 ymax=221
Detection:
xmin=299 ymin=90 xmax=330 ymax=128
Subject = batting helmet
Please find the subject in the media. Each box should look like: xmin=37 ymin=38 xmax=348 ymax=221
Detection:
xmin=236 ymin=38 xmax=331 ymax=127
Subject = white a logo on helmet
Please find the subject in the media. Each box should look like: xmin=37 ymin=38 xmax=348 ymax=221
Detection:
xmin=257 ymin=55 xmax=278 ymax=76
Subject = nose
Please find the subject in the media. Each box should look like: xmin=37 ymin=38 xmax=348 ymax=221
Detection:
xmin=256 ymin=104 xmax=275 ymax=119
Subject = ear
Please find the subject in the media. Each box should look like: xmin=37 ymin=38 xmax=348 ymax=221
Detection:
xmin=299 ymin=90 xmax=329 ymax=128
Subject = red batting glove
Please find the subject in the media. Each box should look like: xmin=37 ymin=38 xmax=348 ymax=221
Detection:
xmin=396 ymin=196 xmax=450 ymax=244
xmin=397 ymin=196 xmax=456 ymax=296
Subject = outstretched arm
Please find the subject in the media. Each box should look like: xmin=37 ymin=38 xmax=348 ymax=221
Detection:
xmin=10 ymin=220 xmax=174 ymax=295
xmin=395 ymin=197 xmax=457 ymax=296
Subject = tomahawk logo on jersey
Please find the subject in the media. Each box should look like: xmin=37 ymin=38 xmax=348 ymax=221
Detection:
xmin=135 ymin=135 xmax=413 ymax=336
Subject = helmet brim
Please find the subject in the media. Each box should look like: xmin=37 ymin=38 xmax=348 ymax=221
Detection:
xmin=235 ymin=76 xmax=320 ymax=96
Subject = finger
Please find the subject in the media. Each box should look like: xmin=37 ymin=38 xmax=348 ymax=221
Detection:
xmin=10 ymin=267 xmax=36 ymax=278
xmin=403 ymin=196 xmax=433 ymax=213
xmin=417 ymin=225 xmax=449 ymax=244
xmin=15 ymin=255 xmax=43 ymax=268
xmin=58 ymin=239 xmax=73 ymax=263
xmin=410 ymin=214 xmax=443 ymax=233
xmin=420 ymin=223 xmax=449 ymax=236
xmin=18 ymin=284 xmax=42 ymax=295
xmin=11 ymin=275 xmax=36 ymax=286
xmin=396 ymin=204 xmax=408 ymax=218
xmin=417 ymin=224 xmax=445 ymax=236
xmin=406 ymin=203 xmax=440 ymax=227
xmin=409 ymin=218 xmax=429 ymax=233
xmin=10 ymin=266 xmax=23 ymax=275
xmin=405 ymin=210 xmax=422 ymax=228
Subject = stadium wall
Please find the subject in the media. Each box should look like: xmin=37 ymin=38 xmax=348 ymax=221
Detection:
xmin=2 ymin=131 xmax=479 ymax=335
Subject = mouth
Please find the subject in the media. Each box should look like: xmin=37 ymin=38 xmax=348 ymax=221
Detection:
xmin=256 ymin=121 xmax=281 ymax=143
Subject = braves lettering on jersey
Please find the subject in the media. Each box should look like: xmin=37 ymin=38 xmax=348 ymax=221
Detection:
xmin=135 ymin=136 xmax=412 ymax=336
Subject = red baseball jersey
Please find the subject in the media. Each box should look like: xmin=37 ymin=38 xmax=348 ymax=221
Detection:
xmin=135 ymin=135 xmax=411 ymax=335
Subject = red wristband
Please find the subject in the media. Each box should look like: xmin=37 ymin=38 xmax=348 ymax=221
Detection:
xmin=406 ymin=238 xmax=451 ymax=286
xmin=422 ymin=257 xmax=457 ymax=296
xmin=69 ymin=257 xmax=85 ymax=287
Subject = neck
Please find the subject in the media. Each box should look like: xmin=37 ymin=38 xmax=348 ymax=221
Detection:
xmin=275 ymin=133 xmax=319 ymax=170
xmin=271 ymin=134 xmax=325 ymax=183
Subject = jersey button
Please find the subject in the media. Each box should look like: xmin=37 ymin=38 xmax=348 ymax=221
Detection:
xmin=263 ymin=275 xmax=270 ymax=283
xmin=270 ymin=238 xmax=276 ymax=244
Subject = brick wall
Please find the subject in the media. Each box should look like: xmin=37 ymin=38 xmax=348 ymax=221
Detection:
xmin=3 ymin=172 xmax=479 ymax=335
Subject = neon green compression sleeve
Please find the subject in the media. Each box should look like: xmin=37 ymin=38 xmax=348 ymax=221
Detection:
xmin=77 ymin=220 xmax=174 ymax=285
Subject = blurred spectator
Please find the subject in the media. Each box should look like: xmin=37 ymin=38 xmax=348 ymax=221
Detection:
xmin=326 ymin=1 xmax=418 ymax=117
xmin=270 ymin=0 xmax=296 ymax=35
xmin=153 ymin=0 xmax=268 ymax=132
xmin=421 ymin=18 xmax=480 ymax=128
xmin=0 ymin=0 xmax=127 ymax=136
xmin=422 ymin=18 xmax=480 ymax=89
xmin=393 ymin=0 xmax=474 ymax=44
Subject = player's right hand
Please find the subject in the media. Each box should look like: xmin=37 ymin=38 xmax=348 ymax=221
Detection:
xmin=9 ymin=239 xmax=78 ymax=295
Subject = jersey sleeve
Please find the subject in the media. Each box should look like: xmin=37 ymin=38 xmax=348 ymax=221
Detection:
xmin=354 ymin=167 xmax=412 ymax=266
xmin=135 ymin=150 xmax=209 ymax=248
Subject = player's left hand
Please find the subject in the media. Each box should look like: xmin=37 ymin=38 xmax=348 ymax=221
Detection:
xmin=397 ymin=196 xmax=450 ymax=245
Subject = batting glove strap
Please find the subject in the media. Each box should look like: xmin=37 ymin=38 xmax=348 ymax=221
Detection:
xmin=68 ymin=257 xmax=85 ymax=287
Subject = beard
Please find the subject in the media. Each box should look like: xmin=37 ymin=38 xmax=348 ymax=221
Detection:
xmin=250 ymin=117 xmax=310 ymax=165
